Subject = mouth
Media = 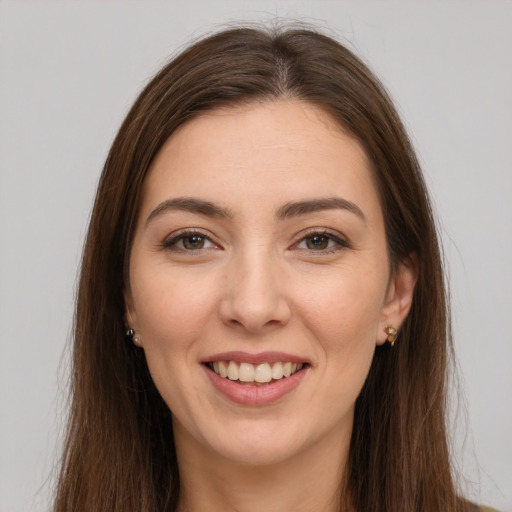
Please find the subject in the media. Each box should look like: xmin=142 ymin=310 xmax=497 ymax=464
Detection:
xmin=204 ymin=360 xmax=309 ymax=386
xmin=202 ymin=352 xmax=311 ymax=405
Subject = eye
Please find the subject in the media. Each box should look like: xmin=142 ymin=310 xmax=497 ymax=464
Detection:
xmin=294 ymin=231 xmax=349 ymax=252
xmin=163 ymin=231 xmax=217 ymax=251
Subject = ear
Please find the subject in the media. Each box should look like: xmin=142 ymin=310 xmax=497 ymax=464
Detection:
xmin=124 ymin=287 xmax=143 ymax=347
xmin=376 ymin=254 xmax=418 ymax=346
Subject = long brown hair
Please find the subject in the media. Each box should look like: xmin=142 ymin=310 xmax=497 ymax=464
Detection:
xmin=54 ymin=26 xmax=475 ymax=512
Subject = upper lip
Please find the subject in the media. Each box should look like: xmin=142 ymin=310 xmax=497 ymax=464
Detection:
xmin=201 ymin=351 xmax=310 ymax=365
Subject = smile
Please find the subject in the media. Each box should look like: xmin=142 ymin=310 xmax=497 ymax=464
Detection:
xmin=202 ymin=351 xmax=310 ymax=405
xmin=207 ymin=360 xmax=305 ymax=385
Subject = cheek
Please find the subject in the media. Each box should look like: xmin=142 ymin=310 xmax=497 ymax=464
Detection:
xmin=299 ymin=267 xmax=387 ymax=348
xmin=132 ymin=265 xmax=220 ymax=346
xmin=130 ymin=269 xmax=218 ymax=413
xmin=301 ymin=274 xmax=384 ymax=404
xmin=295 ymin=264 xmax=388 ymax=406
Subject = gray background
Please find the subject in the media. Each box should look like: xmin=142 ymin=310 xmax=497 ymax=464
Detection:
xmin=0 ymin=1 xmax=511 ymax=511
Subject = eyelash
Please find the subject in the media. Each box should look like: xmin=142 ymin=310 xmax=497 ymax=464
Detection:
xmin=162 ymin=229 xmax=218 ymax=252
xmin=161 ymin=229 xmax=350 ymax=254
xmin=293 ymin=229 xmax=351 ymax=254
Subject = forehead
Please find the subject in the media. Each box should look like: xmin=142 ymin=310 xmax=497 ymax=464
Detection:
xmin=142 ymin=100 xmax=380 ymax=219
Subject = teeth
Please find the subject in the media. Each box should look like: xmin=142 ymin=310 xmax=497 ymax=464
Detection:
xmin=272 ymin=362 xmax=284 ymax=379
xmin=254 ymin=363 xmax=272 ymax=383
xmin=227 ymin=361 xmax=239 ymax=381
xmin=218 ymin=361 xmax=228 ymax=378
xmin=239 ymin=362 xmax=254 ymax=382
xmin=210 ymin=360 xmax=305 ymax=383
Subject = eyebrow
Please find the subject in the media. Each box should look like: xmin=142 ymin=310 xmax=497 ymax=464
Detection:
xmin=276 ymin=197 xmax=366 ymax=222
xmin=145 ymin=196 xmax=366 ymax=226
xmin=146 ymin=197 xmax=233 ymax=225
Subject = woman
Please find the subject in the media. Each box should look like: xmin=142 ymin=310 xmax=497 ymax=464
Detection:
xmin=53 ymin=26 xmax=484 ymax=512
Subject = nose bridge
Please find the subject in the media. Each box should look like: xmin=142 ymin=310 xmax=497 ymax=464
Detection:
xmin=220 ymin=243 xmax=291 ymax=332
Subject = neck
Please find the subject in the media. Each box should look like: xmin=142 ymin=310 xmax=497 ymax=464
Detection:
xmin=174 ymin=422 xmax=352 ymax=512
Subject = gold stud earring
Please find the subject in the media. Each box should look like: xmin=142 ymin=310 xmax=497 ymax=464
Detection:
xmin=385 ymin=326 xmax=397 ymax=347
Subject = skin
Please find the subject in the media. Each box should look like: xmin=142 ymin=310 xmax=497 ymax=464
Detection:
xmin=125 ymin=100 xmax=416 ymax=512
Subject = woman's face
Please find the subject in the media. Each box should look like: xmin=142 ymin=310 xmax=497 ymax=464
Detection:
xmin=126 ymin=100 xmax=415 ymax=466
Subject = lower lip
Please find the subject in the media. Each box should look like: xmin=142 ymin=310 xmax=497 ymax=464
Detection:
xmin=203 ymin=365 xmax=308 ymax=405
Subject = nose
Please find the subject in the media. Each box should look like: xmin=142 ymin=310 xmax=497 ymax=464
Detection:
xmin=219 ymin=249 xmax=291 ymax=333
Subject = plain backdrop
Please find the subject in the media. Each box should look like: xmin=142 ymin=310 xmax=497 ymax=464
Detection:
xmin=0 ymin=1 xmax=511 ymax=511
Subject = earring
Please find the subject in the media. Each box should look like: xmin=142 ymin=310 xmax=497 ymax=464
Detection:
xmin=385 ymin=326 xmax=397 ymax=347
xmin=126 ymin=328 xmax=142 ymax=346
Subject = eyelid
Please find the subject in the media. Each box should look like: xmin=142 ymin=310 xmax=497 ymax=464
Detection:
xmin=290 ymin=228 xmax=351 ymax=252
xmin=162 ymin=228 xmax=221 ymax=251
xmin=161 ymin=227 xmax=350 ymax=253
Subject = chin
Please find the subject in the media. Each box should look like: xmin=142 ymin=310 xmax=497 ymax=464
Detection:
xmin=202 ymin=418 xmax=314 ymax=467
xmin=215 ymin=438 xmax=302 ymax=467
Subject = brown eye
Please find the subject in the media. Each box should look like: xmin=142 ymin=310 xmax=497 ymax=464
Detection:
xmin=182 ymin=235 xmax=206 ymax=250
xmin=163 ymin=232 xmax=217 ymax=251
xmin=306 ymin=235 xmax=329 ymax=250
xmin=295 ymin=231 xmax=349 ymax=253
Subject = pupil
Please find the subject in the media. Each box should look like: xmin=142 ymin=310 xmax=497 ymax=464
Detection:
xmin=308 ymin=235 xmax=328 ymax=250
xmin=184 ymin=235 xmax=204 ymax=249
